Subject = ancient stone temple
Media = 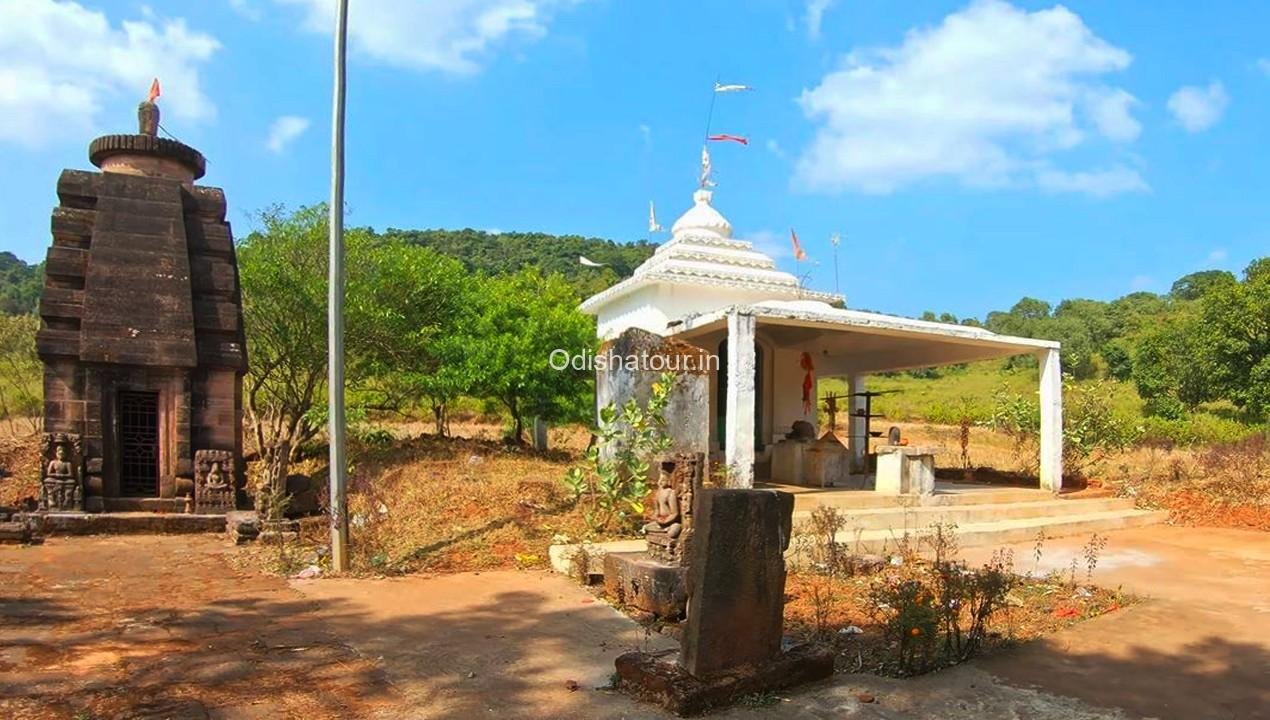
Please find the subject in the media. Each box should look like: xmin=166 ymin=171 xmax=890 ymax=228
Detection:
xmin=35 ymin=94 xmax=247 ymax=513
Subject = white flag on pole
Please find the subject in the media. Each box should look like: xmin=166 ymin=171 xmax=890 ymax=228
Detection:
xmin=649 ymin=201 xmax=663 ymax=233
xmin=714 ymin=82 xmax=754 ymax=93
xmin=579 ymin=255 xmax=607 ymax=267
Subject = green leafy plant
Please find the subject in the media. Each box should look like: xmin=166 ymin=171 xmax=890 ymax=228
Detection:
xmin=563 ymin=372 xmax=676 ymax=534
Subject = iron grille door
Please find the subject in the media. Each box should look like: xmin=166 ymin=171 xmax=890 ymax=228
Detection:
xmin=118 ymin=390 xmax=159 ymax=496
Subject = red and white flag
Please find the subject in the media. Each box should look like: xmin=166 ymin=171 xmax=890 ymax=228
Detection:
xmin=790 ymin=228 xmax=807 ymax=261
xmin=147 ymin=78 xmax=161 ymax=103
xmin=708 ymin=134 xmax=748 ymax=145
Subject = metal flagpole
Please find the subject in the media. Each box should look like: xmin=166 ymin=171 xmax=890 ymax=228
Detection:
xmin=328 ymin=0 xmax=350 ymax=573
xmin=831 ymin=232 xmax=841 ymax=295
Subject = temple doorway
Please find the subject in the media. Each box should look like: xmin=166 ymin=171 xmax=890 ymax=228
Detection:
xmin=118 ymin=390 xmax=160 ymax=497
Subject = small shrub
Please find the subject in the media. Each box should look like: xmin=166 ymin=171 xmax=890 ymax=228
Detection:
xmin=562 ymin=372 xmax=676 ymax=535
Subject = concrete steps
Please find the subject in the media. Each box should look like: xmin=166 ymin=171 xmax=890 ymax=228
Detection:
xmin=830 ymin=507 xmax=1167 ymax=554
xmin=548 ymin=490 xmax=1167 ymax=577
xmin=789 ymin=487 xmax=1047 ymax=511
xmin=794 ymin=497 xmax=1138 ymax=532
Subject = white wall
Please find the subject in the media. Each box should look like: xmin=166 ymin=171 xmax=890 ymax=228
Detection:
xmin=770 ymin=347 xmax=817 ymax=442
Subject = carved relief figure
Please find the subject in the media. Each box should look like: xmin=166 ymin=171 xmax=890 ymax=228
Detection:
xmin=644 ymin=452 xmax=703 ymax=565
xmin=643 ymin=466 xmax=683 ymax=539
xmin=40 ymin=433 xmax=83 ymax=511
xmin=194 ymin=449 xmax=236 ymax=514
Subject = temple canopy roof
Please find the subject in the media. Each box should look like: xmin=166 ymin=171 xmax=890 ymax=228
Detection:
xmin=580 ymin=189 xmax=840 ymax=315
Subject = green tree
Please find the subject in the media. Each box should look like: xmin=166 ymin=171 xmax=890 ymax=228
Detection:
xmin=238 ymin=205 xmax=473 ymax=459
xmin=0 ymin=252 xmax=42 ymax=316
xmin=0 ymin=313 xmax=41 ymax=433
xmin=462 ymin=269 xmax=595 ymax=442
xmin=1195 ymin=259 xmax=1270 ymax=417
xmin=1169 ymin=270 xmax=1237 ymax=300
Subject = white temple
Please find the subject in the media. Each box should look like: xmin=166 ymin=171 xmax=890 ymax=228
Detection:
xmin=580 ymin=188 xmax=1064 ymax=492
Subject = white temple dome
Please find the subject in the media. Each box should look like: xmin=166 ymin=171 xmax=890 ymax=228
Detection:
xmin=670 ymin=189 xmax=732 ymax=239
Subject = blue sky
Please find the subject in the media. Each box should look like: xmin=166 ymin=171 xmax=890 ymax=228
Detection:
xmin=1 ymin=0 xmax=1267 ymax=320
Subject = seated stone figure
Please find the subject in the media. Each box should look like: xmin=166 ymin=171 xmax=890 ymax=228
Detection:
xmin=643 ymin=454 xmax=702 ymax=565
xmin=40 ymin=434 xmax=82 ymax=511
xmin=643 ymin=467 xmax=682 ymax=539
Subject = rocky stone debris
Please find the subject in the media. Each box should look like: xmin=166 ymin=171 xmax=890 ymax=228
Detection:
xmin=225 ymin=510 xmax=261 ymax=544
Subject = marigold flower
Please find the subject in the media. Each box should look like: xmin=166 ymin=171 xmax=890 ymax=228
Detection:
xmin=910 ymin=627 xmax=922 ymax=637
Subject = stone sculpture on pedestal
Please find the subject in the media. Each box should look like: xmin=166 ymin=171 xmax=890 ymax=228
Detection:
xmin=39 ymin=432 xmax=83 ymax=512
xmin=613 ymin=488 xmax=835 ymax=716
xmin=604 ymin=452 xmax=702 ymax=620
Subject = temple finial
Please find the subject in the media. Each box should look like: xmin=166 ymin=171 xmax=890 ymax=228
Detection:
xmin=138 ymin=78 xmax=161 ymax=136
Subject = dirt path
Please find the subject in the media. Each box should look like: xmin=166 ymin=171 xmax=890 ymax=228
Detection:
xmin=4 ymin=526 xmax=1266 ymax=719
xmin=0 ymin=535 xmax=394 ymax=719
xmin=965 ymin=525 xmax=1270 ymax=720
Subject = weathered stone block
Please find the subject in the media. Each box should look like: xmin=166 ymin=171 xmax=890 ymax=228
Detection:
xmin=614 ymin=644 xmax=834 ymax=717
xmin=681 ymin=489 xmax=794 ymax=677
xmin=604 ymin=552 xmax=688 ymax=620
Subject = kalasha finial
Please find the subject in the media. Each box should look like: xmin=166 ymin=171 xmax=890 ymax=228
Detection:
xmin=138 ymin=78 xmax=161 ymax=136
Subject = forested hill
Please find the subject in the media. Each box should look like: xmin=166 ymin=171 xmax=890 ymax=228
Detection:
xmin=381 ymin=228 xmax=657 ymax=298
xmin=0 ymin=252 xmax=41 ymax=315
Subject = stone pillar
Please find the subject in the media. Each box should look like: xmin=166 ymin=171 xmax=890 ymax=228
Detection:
xmin=1038 ymin=348 xmax=1063 ymax=493
xmin=681 ymin=488 xmax=794 ymax=676
xmin=532 ymin=417 xmax=549 ymax=451
xmin=724 ymin=310 xmax=756 ymax=487
xmin=848 ymin=374 xmax=867 ymax=473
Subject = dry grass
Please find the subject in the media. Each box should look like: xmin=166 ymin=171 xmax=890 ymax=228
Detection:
xmin=332 ymin=429 xmax=593 ymax=574
xmin=0 ymin=429 xmax=40 ymax=508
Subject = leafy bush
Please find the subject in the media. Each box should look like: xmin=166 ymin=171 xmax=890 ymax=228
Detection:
xmin=869 ymin=547 xmax=1018 ymax=675
xmin=563 ymin=372 xmax=676 ymax=534
xmin=990 ymin=378 xmax=1138 ymax=479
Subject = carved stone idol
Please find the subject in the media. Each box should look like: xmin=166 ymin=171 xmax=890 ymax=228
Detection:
xmin=194 ymin=449 xmax=236 ymax=514
xmin=40 ymin=432 xmax=84 ymax=512
xmin=644 ymin=452 xmax=703 ymax=565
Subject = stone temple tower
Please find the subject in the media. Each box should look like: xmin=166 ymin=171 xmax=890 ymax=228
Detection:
xmin=35 ymin=94 xmax=247 ymax=514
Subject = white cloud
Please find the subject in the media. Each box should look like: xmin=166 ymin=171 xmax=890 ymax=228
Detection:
xmin=0 ymin=0 xmax=220 ymax=147
xmin=795 ymin=0 xmax=1143 ymax=196
xmin=1130 ymin=274 xmax=1155 ymax=291
xmin=1206 ymin=248 xmax=1227 ymax=263
xmin=1256 ymin=58 xmax=1270 ymax=77
xmin=638 ymin=122 xmax=651 ymax=148
xmin=1167 ymin=81 xmax=1228 ymax=132
xmin=266 ymin=115 xmax=310 ymax=153
xmin=766 ymin=138 xmax=787 ymax=160
xmin=228 ymin=0 xmax=263 ymax=21
xmin=805 ymin=0 xmax=836 ymax=41
xmin=277 ymin=0 xmax=582 ymax=75
xmin=1036 ymin=165 xmax=1147 ymax=198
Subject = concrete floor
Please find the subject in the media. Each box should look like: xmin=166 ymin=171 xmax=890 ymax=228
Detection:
xmin=2 ymin=525 xmax=1266 ymax=719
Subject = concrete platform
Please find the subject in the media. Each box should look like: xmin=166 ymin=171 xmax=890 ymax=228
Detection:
xmin=19 ymin=511 xmax=227 ymax=536
xmin=550 ymin=488 xmax=1166 ymax=576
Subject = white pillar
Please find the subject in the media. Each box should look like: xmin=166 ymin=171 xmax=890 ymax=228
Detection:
xmin=725 ymin=310 xmax=756 ymax=487
xmin=848 ymin=374 xmax=867 ymax=473
xmin=1038 ymin=348 xmax=1063 ymax=493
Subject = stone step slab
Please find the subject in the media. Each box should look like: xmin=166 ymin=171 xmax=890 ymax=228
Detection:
xmin=793 ymin=497 xmax=1137 ymax=531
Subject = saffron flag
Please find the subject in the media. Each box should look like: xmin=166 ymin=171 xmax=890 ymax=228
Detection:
xmin=148 ymin=78 xmax=161 ymax=103
xmin=648 ymin=201 xmax=663 ymax=233
xmin=791 ymin=228 xmax=807 ymax=261
xmin=714 ymin=82 xmax=754 ymax=93
xmin=708 ymin=134 xmax=748 ymax=145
